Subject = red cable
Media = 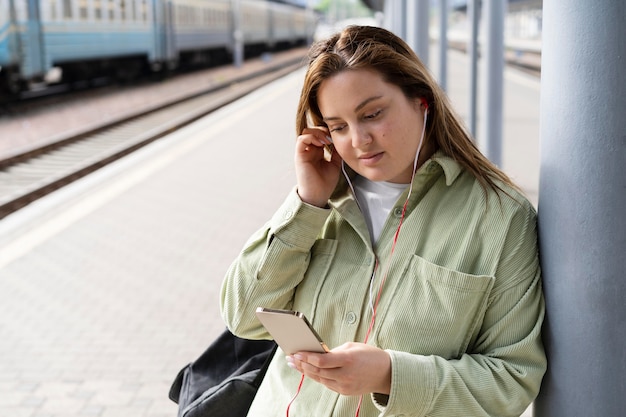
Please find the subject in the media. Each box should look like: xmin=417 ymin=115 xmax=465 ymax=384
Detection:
xmin=355 ymin=198 xmax=409 ymax=417
xmin=286 ymin=373 xmax=306 ymax=417
xmin=288 ymin=195 xmax=411 ymax=417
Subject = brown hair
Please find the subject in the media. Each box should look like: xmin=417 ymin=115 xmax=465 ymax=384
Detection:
xmin=296 ymin=25 xmax=517 ymax=196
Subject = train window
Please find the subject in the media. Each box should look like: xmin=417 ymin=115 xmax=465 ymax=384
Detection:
xmin=93 ymin=0 xmax=101 ymax=19
xmin=138 ymin=0 xmax=148 ymax=22
xmin=140 ymin=0 xmax=146 ymax=22
xmin=78 ymin=0 xmax=88 ymax=19
xmin=108 ymin=0 xmax=115 ymax=21
xmin=45 ymin=0 xmax=56 ymax=20
xmin=63 ymin=0 xmax=72 ymax=19
xmin=14 ymin=0 xmax=26 ymax=20
xmin=134 ymin=0 xmax=141 ymax=21
xmin=128 ymin=0 xmax=135 ymax=21
xmin=178 ymin=5 xmax=185 ymax=25
xmin=127 ymin=0 xmax=133 ymax=21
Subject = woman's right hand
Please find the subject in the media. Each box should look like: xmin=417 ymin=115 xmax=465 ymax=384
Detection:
xmin=295 ymin=127 xmax=342 ymax=207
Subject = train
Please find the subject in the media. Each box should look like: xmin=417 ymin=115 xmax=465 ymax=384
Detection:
xmin=0 ymin=0 xmax=317 ymax=95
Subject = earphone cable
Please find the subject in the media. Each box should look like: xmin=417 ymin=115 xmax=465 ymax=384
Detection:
xmin=289 ymin=108 xmax=429 ymax=417
xmin=356 ymin=108 xmax=428 ymax=417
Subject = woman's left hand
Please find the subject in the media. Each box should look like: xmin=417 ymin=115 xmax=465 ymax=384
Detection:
xmin=286 ymin=342 xmax=392 ymax=396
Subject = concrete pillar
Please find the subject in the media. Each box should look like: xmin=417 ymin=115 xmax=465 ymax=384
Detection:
xmin=534 ymin=1 xmax=626 ymax=416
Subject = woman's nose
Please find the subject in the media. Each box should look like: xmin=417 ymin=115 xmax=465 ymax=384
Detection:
xmin=351 ymin=125 xmax=372 ymax=148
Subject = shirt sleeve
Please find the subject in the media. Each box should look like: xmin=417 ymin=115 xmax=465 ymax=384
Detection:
xmin=220 ymin=187 xmax=331 ymax=338
xmin=374 ymin=199 xmax=546 ymax=417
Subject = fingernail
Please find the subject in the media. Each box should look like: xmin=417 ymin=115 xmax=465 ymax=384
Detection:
xmin=285 ymin=356 xmax=297 ymax=369
xmin=326 ymin=135 xmax=333 ymax=143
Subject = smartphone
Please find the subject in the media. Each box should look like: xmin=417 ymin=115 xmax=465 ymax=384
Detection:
xmin=255 ymin=307 xmax=329 ymax=355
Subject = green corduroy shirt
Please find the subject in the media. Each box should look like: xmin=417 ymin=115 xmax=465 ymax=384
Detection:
xmin=221 ymin=152 xmax=546 ymax=417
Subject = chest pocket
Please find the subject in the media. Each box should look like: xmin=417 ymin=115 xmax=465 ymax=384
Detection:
xmin=375 ymin=255 xmax=494 ymax=359
xmin=292 ymin=239 xmax=338 ymax=320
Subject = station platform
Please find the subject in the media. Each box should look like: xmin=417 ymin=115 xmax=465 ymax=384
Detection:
xmin=0 ymin=48 xmax=540 ymax=416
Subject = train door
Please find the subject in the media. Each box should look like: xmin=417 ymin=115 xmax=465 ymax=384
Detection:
xmin=152 ymin=0 xmax=176 ymax=69
xmin=162 ymin=0 xmax=176 ymax=67
xmin=267 ymin=3 xmax=275 ymax=49
xmin=19 ymin=0 xmax=46 ymax=79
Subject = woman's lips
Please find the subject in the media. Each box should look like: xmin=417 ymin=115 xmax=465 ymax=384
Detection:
xmin=359 ymin=152 xmax=384 ymax=166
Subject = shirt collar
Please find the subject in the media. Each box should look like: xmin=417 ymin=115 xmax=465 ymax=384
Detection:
xmin=330 ymin=151 xmax=463 ymax=205
xmin=426 ymin=151 xmax=463 ymax=186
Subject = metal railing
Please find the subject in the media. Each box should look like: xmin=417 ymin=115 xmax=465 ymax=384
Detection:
xmin=382 ymin=0 xmax=533 ymax=168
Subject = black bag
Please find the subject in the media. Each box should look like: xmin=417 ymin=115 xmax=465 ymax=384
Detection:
xmin=169 ymin=328 xmax=277 ymax=417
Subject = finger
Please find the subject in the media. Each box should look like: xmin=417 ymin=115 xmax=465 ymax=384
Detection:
xmin=285 ymin=356 xmax=303 ymax=373
xmin=301 ymin=126 xmax=331 ymax=138
xmin=297 ymin=136 xmax=330 ymax=152
xmin=298 ymin=363 xmax=357 ymax=396
xmin=299 ymin=129 xmax=332 ymax=146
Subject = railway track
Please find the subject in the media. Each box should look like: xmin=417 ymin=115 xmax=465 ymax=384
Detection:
xmin=0 ymin=57 xmax=305 ymax=220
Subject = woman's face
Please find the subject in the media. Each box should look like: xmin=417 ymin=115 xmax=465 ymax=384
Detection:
xmin=317 ymin=69 xmax=426 ymax=184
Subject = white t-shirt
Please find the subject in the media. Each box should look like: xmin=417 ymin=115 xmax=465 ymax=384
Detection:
xmin=353 ymin=176 xmax=408 ymax=243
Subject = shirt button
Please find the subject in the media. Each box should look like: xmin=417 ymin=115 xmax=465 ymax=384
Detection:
xmin=393 ymin=207 xmax=403 ymax=218
xmin=284 ymin=210 xmax=293 ymax=219
xmin=346 ymin=311 xmax=357 ymax=324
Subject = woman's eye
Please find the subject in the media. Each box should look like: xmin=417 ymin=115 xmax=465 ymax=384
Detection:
xmin=330 ymin=125 xmax=346 ymax=132
xmin=365 ymin=110 xmax=382 ymax=119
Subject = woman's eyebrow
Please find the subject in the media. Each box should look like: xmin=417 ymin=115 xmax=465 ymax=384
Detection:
xmin=322 ymin=95 xmax=383 ymax=122
xmin=355 ymin=96 xmax=383 ymax=112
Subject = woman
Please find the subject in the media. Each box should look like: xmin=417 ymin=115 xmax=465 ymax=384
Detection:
xmin=221 ymin=25 xmax=545 ymax=417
